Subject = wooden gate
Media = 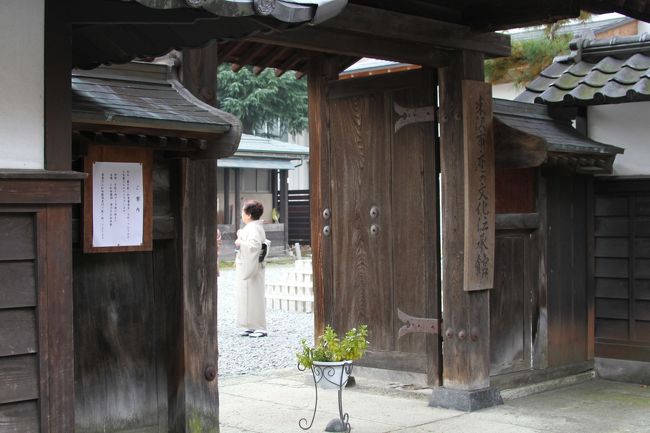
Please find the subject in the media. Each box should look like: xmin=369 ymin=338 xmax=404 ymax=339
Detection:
xmin=315 ymin=69 xmax=441 ymax=384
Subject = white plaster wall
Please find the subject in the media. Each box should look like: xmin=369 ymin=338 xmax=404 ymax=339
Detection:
xmin=588 ymin=102 xmax=650 ymax=175
xmin=288 ymin=130 xmax=310 ymax=190
xmin=639 ymin=20 xmax=650 ymax=34
xmin=491 ymin=83 xmax=523 ymax=101
xmin=0 ymin=0 xmax=45 ymax=169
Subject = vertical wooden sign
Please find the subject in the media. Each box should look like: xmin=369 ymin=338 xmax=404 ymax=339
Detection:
xmin=462 ymin=80 xmax=495 ymax=291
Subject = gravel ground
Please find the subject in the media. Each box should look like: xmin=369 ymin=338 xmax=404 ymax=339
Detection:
xmin=217 ymin=263 xmax=314 ymax=377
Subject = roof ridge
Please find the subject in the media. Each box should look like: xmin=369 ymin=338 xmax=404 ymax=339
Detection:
xmin=564 ymin=33 xmax=650 ymax=63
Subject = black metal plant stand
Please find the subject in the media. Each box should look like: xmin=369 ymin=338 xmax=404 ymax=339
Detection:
xmin=298 ymin=361 xmax=354 ymax=433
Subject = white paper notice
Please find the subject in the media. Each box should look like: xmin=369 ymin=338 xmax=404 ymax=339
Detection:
xmin=92 ymin=162 xmax=144 ymax=247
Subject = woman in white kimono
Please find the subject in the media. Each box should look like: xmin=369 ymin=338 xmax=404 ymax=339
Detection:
xmin=235 ymin=200 xmax=269 ymax=338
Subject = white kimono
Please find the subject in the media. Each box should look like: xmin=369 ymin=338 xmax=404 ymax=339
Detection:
xmin=235 ymin=220 xmax=268 ymax=331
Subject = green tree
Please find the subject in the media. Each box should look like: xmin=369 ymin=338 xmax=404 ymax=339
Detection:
xmin=485 ymin=33 xmax=573 ymax=87
xmin=217 ymin=64 xmax=308 ymax=137
xmin=485 ymin=12 xmax=591 ymax=87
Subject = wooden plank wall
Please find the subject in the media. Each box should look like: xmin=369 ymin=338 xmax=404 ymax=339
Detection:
xmin=593 ymin=179 xmax=650 ymax=362
xmin=73 ymin=157 xmax=178 ymax=433
xmin=0 ymin=213 xmax=40 ymax=433
xmin=545 ymin=171 xmax=589 ymax=367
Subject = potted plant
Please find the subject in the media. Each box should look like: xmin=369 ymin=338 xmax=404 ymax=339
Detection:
xmin=297 ymin=324 xmax=368 ymax=389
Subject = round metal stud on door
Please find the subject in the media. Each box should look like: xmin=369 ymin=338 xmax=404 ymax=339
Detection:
xmin=369 ymin=206 xmax=379 ymax=219
xmin=369 ymin=224 xmax=380 ymax=236
xmin=323 ymin=226 xmax=331 ymax=237
xmin=322 ymin=208 xmax=331 ymax=220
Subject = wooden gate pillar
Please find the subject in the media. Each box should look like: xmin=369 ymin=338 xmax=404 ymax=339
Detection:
xmin=169 ymin=45 xmax=220 ymax=432
xmin=307 ymin=54 xmax=338 ymax=337
xmin=432 ymin=50 xmax=502 ymax=411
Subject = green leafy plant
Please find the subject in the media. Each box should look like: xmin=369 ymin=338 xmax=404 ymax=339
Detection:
xmin=297 ymin=325 xmax=369 ymax=369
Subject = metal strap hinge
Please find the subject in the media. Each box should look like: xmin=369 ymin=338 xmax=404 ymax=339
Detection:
xmin=397 ymin=308 xmax=441 ymax=339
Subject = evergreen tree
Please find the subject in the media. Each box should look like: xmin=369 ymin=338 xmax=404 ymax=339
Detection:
xmin=217 ymin=64 xmax=308 ymax=138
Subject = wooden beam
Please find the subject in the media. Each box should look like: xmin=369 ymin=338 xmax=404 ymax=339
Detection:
xmin=317 ymin=4 xmax=511 ymax=58
xmin=250 ymin=27 xmax=452 ymax=68
xmin=437 ymin=50 xmax=493 ymax=394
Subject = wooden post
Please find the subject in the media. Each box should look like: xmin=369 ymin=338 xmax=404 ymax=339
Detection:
xmin=430 ymin=50 xmax=502 ymax=411
xmin=307 ymin=55 xmax=337 ymax=336
xmin=280 ymin=169 xmax=289 ymax=250
xmin=234 ymin=168 xmax=241 ymax=230
xmin=44 ymin=2 xmax=76 ymax=432
xmin=169 ymin=45 xmax=220 ymax=432
xmin=223 ymin=168 xmax=230 ymax=224
xmin=271 ymin=169 xmax=278 ymax=216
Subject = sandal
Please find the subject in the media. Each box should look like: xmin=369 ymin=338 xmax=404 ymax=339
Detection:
xmin=249 ymin=331 xmax=268 ymax=338
xmin=239 ymin=329 xmax=255 ymax=336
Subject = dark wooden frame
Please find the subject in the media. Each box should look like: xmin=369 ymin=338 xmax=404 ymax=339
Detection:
xmin=83 ymin=144 xmax=154 ymax=253
xmin=0 ymin=171 xmax=83 ymax=433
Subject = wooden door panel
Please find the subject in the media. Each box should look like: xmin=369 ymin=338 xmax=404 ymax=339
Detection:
xmin=490 ymin=235 xmax=527 ymax=375
xmin=330 ymin=92 xmax=394 ymax=351
xmin=325 ymin=69 xmax=439 ymax=379
xmin=391 ymin=88 xmax=434 ymax=355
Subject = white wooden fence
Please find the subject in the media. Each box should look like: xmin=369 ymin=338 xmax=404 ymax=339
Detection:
xmin=265 ymin=259 xmax=314 ymax=312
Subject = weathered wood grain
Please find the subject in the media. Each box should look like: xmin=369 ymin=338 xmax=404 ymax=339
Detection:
xmin=324 ymin=69 xmax=440 ymax=383
xmin=0 ymin=401 xmax=39 ymax=433
xmin=490 ymin=234 xmax=529 ymax=376
xmin=0 ymin=215 xmax=35 ymax=261
xmin=0 ymin=262 xmax=36 ymax=309
xmin=546 ymin=173 xmax=588 ymax=367
xmin=439 ymin=50 xmax=491 ymax=390
xmin=0 ymin=309 xmax=37 ymax=357
xmin=462 ymin=80 xmax=495 ymax=292
xmin=0 ymin=355 xmax=38 ymax=405
xmin=171 ymin=158 xmax=219 ymax=432
xmin=0 ymin=179 xmax=81 ymax=204
xmin=308 ymin=55 xmax=337 ymax=336
xmin=73 ymin=251 xmax=157 ymax=433
xmin=329 ymin=87 xmax=393 ymax=350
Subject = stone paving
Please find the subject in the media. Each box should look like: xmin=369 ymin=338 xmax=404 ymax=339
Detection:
xmin=219 ymin=373 xmax=650 ymax=433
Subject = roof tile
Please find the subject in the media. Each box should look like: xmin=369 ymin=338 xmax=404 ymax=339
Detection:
xmin=624 ymin=53 xmax=650 ymax=71
xmin=592 ymin=57 xmax=626 ymax=74
xmin=526 ymin=75 xmax=558 ymax=92
xmin=516 ymin=35 xmax=650 ymax=106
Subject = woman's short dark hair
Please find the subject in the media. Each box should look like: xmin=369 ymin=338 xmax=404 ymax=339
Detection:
xmin=242 ymin=200 xmax=264 ymax=220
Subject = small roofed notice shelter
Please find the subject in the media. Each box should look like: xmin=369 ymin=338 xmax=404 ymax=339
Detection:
xmin=515 ymin=32 xmax=650 ymax=383
xmin=217 ymin=134 xmax=309 ymax=258
xmin=68 ymin=59 xmax=244 ymax=432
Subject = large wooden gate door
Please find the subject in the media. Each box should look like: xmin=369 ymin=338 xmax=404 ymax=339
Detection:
xmin=323 ymin=69 xmax=440 ymax=384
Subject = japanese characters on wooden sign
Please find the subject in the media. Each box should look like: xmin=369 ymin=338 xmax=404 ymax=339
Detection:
xmin=462 ymin=80 xmax=495 ymax=291
xmin=83 ymin=144 xmax=153 ymax=253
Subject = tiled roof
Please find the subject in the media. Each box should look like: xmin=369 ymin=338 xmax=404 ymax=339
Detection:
xmin=72 ymin=61 xmax=233 ymax=136
xmin=515 ymin=34 xmax=650 ymax=106
xmin=71 ymin=61 xmax=242 ymax=158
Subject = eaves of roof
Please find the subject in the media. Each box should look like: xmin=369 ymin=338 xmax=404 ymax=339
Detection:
xmin=494 ymin=99 xmax=623 ymax=174
xmin=72 ymin=61 xmax=242 ymax=158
